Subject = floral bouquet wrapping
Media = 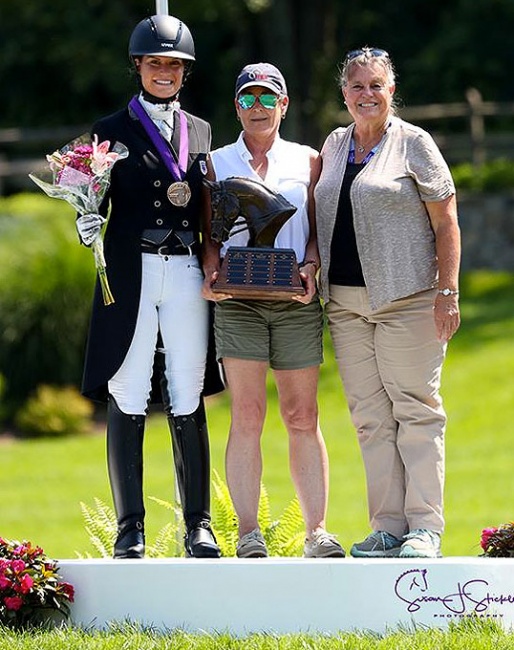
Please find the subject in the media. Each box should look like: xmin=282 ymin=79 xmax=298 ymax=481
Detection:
xmin=480 ymin=523 xmax=514 ymax=557
xmin=29 ymin=133 xmax=128 ymax=305
xmin=0 ymin=537 xmax=75 ymax=629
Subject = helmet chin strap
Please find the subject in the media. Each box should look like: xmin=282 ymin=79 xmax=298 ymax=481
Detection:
xmin=135 ymin=75 xmax=180 ymax=105
xmin=141 ymin=87 xmax=180 ymax=105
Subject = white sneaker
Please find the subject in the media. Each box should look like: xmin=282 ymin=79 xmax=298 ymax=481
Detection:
xmin=236 ymin=529 xmax=268 ymax=558
xmin=304 ymin=529 xmax=345 ymax=558
xmin=399 ymin=529 xmax=442 ymax=558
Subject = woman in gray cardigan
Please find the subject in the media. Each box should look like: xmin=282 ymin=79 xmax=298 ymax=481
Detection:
xmin=314 ymin=48 xmax=461 ymax=559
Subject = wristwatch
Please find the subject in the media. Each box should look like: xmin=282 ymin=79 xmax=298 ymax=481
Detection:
xmin=438 ymin=288 xmax=459 ymax=296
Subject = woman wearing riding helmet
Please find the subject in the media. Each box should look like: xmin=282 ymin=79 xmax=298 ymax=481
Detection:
xmin=78 ymin=14 xmax=223 ymax=560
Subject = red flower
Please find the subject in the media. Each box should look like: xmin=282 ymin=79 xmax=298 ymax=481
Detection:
xmin=61 ymin=582 xmax=75 ymax=602
xmin=480 ymin=527 xmax=498 ymax=551
xmin=14 ymin=574 xmax=34 ymax=595
xmin=4 ymin=596 xmax=23 ymax=611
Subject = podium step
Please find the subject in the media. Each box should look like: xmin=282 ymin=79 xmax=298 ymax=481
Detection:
xmin=59 ymin=557 xmax=514 ymax=634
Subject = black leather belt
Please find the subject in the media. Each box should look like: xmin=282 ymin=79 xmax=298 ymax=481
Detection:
xmin=141 ymin=242 xmax=194 ymax=256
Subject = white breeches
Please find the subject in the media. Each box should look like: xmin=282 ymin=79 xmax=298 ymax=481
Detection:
xmin=108 ymin=253 xmax=209 ymax=416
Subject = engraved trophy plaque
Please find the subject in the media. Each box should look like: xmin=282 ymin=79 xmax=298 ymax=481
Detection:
xmin=204 ymin=176 xmax=305 ymax=300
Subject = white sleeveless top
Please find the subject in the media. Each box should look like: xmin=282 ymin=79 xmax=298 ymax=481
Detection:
xmin=210 ymin=132 xmax=315 ymax=262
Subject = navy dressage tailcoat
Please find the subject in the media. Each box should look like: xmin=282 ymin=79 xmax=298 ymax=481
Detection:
xmin=81 ymin=102 xmax=223 ymax=404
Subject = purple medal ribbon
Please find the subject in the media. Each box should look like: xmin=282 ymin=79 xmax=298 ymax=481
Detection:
xmin=129 ymin=95 xmax=189 ymax=181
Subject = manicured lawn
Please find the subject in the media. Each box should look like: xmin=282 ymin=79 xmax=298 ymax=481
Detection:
xmin=1 ymin=271 xmax=513 ymax=560
xmin=1 ymin=618 xmax=514 ymax=649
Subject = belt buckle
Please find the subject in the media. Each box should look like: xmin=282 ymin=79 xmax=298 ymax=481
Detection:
xmin=157 ymin=245 xmax=170 ymax=257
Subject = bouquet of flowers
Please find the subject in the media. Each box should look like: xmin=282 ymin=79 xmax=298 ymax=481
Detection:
xmin=480 ymin=522 xmax=514 ymax=557
xmin=29 ymin=133 xmax=128 ymax=305
xmin=0 ymin=537 xmax=75 ymax=629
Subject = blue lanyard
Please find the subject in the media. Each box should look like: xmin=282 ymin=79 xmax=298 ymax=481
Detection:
xmin=348 ymin=138 xmax=380 ymax=164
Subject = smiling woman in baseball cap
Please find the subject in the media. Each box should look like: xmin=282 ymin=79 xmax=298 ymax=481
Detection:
xmin=202 ymin=62 xmax=345 ymax=560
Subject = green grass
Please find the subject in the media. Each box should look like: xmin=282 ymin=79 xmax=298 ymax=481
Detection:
xmin=1 ymin=618 xmax=514 ymax=648
xmin=1 ymin=270 xmax=514 ymax=646
xmin=1 ymin=271 xmax=513 ymax=560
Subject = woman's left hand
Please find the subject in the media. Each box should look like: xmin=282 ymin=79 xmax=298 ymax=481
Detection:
xmin=293 ymin=263 xmax=317 ymax=304
xmin=433 ymin=294 xmax=460 ymax=342
xmin=202 ymin=270 xmax=232 ymax=301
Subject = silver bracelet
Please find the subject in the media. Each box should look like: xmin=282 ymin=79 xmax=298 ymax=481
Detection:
xmin=438 ymin=288 xmax=459 ymax=296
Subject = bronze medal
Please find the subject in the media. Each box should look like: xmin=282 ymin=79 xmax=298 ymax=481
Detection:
xmin=167 ymin=181 xmax=191 ymax=207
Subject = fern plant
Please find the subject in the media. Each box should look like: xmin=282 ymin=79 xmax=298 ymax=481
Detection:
xmin=79 ymin=498 xmax=117 ymax=559
xmin=78 ymin=497 xmax=183 ymax=559
xmin=78 ymin=471 xmax=305 ymax=558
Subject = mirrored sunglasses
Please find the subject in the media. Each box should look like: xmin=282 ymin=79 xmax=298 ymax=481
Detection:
xmin=346 ymin=48 xmax=389 ymax=61
xmin=237 ymin=93 xmax=280 ymax=110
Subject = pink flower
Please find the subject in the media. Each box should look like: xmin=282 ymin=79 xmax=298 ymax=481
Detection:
xmin=12 ymin=544 xmax=28 ymax=556
xmin=10 ymin=559 xmax=26 ymax=573
xmin=0 ymin=575 xmax=12 ymax=589
xmin=4 ymin=596 xmax=24 ymax=611
xmin=14 ymin=573 xmax=34 ymax=595
xmin=91 ymin=135 xmax=121 ymax=175
xmin=480 ymin=527 xmax=498 ymax=551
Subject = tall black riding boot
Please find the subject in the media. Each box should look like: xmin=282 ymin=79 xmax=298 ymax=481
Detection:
xmin=107 ymin=396 xmax=146 ymax=559
xmin=169 ymin=400 xmax=221 ymax=558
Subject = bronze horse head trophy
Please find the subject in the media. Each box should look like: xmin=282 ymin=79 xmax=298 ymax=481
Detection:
xmin=204 ymin=176 xmax=297 ymax=247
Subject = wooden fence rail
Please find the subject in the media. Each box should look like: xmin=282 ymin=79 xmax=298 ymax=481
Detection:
xmin=1 ymin=89 xmax=514 ymax=194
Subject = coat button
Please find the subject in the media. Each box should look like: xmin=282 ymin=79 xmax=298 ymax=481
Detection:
xmin=154 ymin=180 xmax=161 ymax=187
xmin=156 ymin=218 xmax=164 ymax=225
xmin=154 ymin=200 xmax=161 ymax=208
xmin=182 ymin=220 xmax=189 ymax=227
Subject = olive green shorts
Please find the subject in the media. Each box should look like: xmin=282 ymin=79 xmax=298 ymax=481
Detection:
xmin=214 ymin=298 xmax=324 ymax=370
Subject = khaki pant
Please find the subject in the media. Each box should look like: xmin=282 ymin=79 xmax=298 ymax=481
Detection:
xmin=327 ymin=286 xmax=447 ymax=537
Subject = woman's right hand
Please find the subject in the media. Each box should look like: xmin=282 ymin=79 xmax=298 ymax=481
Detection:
xmin=76 ymin=213 xmax=106 ymax=247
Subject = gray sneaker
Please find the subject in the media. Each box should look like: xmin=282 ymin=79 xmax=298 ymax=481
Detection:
xmin=304 ymin=530 xmax=345 ymax=558
xmin=399 ymin=529 xmax=442 ymax=558
xmin=236 ymin=529 xmax=268 ymax=558
xmin=350 ymin=531 xmax=403 ymax=558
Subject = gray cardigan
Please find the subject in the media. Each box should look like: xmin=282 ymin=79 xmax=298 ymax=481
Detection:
xmin=314 ymin=116 xmax=455 ymax=310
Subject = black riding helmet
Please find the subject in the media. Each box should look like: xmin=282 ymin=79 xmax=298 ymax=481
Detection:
xmin=129 ymin=14 xmax=195 ymax=61
xmin=129 ymin=15 xmax=195 ymax=102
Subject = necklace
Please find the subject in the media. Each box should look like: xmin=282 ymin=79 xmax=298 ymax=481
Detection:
xmin=353 ymin=124 xmax=389 ymax=155
xmin=354 ymin=134 xmax=382 ymax=154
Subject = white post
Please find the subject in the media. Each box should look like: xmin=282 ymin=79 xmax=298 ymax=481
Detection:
xmin=155 ymin=0 xmax=169 ymax=14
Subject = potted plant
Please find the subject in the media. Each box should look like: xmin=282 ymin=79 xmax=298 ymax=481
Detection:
xmin=480 ymin=523 xmax=514 ymax=557
xmin=0 ymin=537 xmax=74 ymax=629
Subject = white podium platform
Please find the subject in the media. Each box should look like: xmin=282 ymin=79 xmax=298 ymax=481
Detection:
xmin=59 ymin=557 xmax=514 ymax=635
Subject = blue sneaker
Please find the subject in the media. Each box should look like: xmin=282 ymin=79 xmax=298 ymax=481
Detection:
xmin=399 ymin=529 xmax=442 ymax=558
xmin=350 ymin=531 xmax=403 ymax=558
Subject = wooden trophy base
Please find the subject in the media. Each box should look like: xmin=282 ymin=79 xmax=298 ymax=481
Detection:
xmin=213 ymin=247 xmax=305 ymax=301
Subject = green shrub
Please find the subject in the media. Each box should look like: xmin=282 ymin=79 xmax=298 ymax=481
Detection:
xmin=0 ymin=193 xmax=95 ymax=415
xmin=14 ymin=384 xmax=94 ymax=438
xmin=452 ymin=158 xmax=514 ymax=191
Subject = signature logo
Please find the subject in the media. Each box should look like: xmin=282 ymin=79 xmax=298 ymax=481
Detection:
xmin=394 ymin=568 xmax=514 ymax=616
